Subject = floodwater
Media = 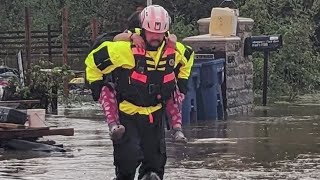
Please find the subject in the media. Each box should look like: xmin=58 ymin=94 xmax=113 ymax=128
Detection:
xmin=0 ymin=96 xmax=320 ymax=180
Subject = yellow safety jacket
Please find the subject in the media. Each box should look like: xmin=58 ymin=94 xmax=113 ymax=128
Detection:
xmin=85 ymin=36 xmax=194 ymax=116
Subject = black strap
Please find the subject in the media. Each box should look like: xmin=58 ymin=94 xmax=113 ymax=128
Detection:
xmin=161 ymin=102 xmax=171 ymax=130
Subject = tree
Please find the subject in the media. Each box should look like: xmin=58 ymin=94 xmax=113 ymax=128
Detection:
xmin=1 ymin=0 xmax=320 ymax=100
xmin=240 ymin=0 xmax=320 ymax=99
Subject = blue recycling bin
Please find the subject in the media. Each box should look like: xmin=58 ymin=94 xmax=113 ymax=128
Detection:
xmin=199 ymin=58 xmax=225 ymax=120
xmin=182 ymin=63 xmax=201 ymax=124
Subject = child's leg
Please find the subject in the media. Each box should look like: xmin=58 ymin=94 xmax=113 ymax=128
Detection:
xmin=166 ymin=97 xmax=182 ymax=129
xmin=165 ymin=90 xmax=187 ymax=143
xmin=99 ymin=86 xmax=125 ymax=140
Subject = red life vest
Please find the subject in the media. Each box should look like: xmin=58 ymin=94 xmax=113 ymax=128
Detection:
xmin=115 ymin=46 xmax=176 ymax=107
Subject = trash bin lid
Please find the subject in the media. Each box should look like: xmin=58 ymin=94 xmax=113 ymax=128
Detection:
xmin=201 ymin=58 xmax=225 ymax=65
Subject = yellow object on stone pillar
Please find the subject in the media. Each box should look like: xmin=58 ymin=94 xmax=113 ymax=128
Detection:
xmin=209 ymin=7 xmax=238 ymax=37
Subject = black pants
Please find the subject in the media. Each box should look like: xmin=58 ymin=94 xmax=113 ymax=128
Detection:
xmin=113 ymin=109 xmax=167 ymax=180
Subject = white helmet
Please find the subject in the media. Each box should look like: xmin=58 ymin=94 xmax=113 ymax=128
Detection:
xmin=140 ymin=5 xmax=171 ymax=33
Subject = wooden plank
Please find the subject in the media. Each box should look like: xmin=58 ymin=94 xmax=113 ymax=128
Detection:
xmin=0 ymin=34 xmax=59 ymax=40
xmin=33 ymin=50 xmax=87 ymax=54
xmin=0 ymin=102 xmax=20 ymax=109
xmin=0 ymin=44 xmax=88 ymax=49
xmin=0 ymin=30 xmax=60 ymax=34
xmin=35 ymin=30 xmax=60 ymax=33
xmin=0 ymin=52 xmax=19 ymax=56
xmin=0 ymin=31 xmax=25 ymax=34
xmin=34 ymin=45 xmax=61 ymax=49
xmin=0 ymin=36 xmax=25 ymax=39
xmin=0 ymin=54 xmax=69 ymax=57
xmin=0 ymin=100 xmax=40 ymax=108
xmin=1 ymin=41 xmax=87 ymax=46
xmin=69 ymin=40 xmax=91 ymax=44
xmin=32 ymin=34 xmax=59 ymax=39
xmin=0 ymin=52 xmax=17 ymax=56
xmin=0 ymin=41 xmax=25 ymax=45
xmin=0 ymin=128 xmax=74 ymax=139
xmin=35 ymin=51 xmax=88 ymax=55
xmin=0 ymin=100 xmax=40 ymax=104
xmin=32 ymin=40 xmax=58 ymax=44
xmin=0 ymin=45 xmax=88 ymax=50
xmin=69 ymin=45 xmax=90 ymax=48
xmin=0 ymin=46 xmax=45 ymax=50
xmin=0 ymin=46 xmax=25 ymax=50
xmin=27 ymin=127 xmax=50 ymax=130
xmin=0 ymin=50 xmax=88 ymax=56
xmin=0 ymin=123 xmax=26 ymax=129
xmin=31 ymin=30 xmax=59 ymax=34
xmin=0 ymin=41 xmax=57 ymax=45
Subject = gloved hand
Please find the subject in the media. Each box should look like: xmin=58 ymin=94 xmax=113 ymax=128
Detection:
xmin=90 ymin=80 xmax=104 ymax=101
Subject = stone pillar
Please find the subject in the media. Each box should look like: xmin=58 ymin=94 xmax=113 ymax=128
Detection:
xmin=235 ymin=18 xmax=255 ymax=115
xmin=183 ymin=17 xmax=255 ymax=117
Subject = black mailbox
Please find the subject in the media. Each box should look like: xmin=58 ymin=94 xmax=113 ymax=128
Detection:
xmin=243 ymin=35 xmax=283 ymax=106
xmin=244 ymin=35 xmax=283 ymax=56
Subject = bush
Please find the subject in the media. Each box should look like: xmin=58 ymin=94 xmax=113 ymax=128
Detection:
xmin=240 ymin=0 xmax=320 ymax=100
xmin=3 ymin=60 xmax=74 ymax=109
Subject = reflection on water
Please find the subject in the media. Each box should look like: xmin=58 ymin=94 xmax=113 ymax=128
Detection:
xmin=0 ymin=102 xmax=319 ymax=179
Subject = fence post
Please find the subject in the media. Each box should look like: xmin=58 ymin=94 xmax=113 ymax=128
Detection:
xmin=91 ymin=18 xmax=99 ymax=42
xmin=24 ymin=7 xmax=31 ymax=85
xmin=62 ymin=7 xmax=69 ymax=98
xmin=47 ymin=24 xmax=52 ymax=62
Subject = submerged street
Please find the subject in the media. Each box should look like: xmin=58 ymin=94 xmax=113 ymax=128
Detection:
xmin=0 ymin=97 xmax=319 ymax=180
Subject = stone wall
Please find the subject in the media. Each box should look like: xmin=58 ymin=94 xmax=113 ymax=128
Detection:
xmin=183 ymin=17 xmax=254 ymax=117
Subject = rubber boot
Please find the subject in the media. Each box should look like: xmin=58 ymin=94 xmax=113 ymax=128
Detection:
xmin=172 ymin=127 xmax=187 ymax=143
xmin=108 ymin=122 xmax=125 ymax=141
xmin=140 ymin=172 xmax=161 ymax=180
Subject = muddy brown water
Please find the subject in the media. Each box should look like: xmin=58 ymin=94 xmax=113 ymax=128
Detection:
xmin=0 ymin=102 xmax=319 ymax=180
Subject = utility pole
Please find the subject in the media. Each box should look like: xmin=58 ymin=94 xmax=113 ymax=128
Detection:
xmin=147 ymin=0 xmax=152 ymax=6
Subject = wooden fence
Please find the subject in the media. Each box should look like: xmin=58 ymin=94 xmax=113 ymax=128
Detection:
xmin=0 ymin=27 xmax=91 ymax=69
xmin=0 ymin=28 xmax=92 ymax=56
xmin=0 ymin=7 xmax=100 ymax=71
